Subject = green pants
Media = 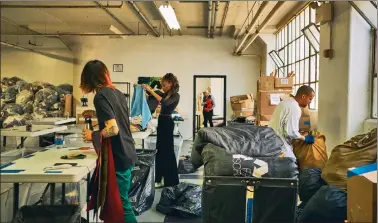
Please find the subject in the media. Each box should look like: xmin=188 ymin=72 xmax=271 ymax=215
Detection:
xmin=116 ymin=167 xmax=137 ymax=223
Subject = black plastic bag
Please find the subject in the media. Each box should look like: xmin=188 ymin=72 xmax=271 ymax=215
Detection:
xmin=3 ymin=114 xmax=33 ymax=128
xmin=57 ymin=84 xmax=73 ymax=93
xmin=298 ymin=185 xmax=347 ymax=223
xmin=16 ymin=80 xmax=32 ymax=92
xmin=2 ymin=103 xmax=24 ymax=115
xmin=156 ymin=182 xmax=202 ymax=218
xmin=22 ymin=102 xmax=34 ymax=114
xmin=34 ymin=88 xmax=59 ymax=110
xmin=16 ymin=90 xmax=34 ymax=105
xmin=4 ymin=86 xmax=18 ymax=103
xmin=12 ymin=205 xmax=81 ymax=223
xmin=178 ymin=156 xmax=196 ymax=174
xmin=298 ymin=168 xmax=326 ymax=203
xmin=49 ymin=102 xmax=64 ymax=111
xmin=129 ymin=149 xmax=156 ymax=216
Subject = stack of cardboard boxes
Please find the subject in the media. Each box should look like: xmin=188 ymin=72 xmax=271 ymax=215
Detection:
xmin=230 ymin=94 xmax=254 ymax=119
xmin=256 ymin=73 xmax=294 ymax=126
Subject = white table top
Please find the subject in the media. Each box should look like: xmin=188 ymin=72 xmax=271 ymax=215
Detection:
xmin=31 ymin=117 xmax=76 ymax=125
xmin=1 ymin=125 xmax=68 ymax=137
xmin=0 ymin=147 xmax=97 ymax=183
xmin=132 ymin=130 xmax=151 ymax=140
xmin=57 ymin=125 xmax=85 ymax=134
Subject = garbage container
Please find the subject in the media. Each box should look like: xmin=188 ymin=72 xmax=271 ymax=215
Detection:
xmin=13 ymin=204 xmax=81 ymax=223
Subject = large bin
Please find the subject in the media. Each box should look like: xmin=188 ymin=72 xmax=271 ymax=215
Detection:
xmin=13 ymin=204 xmax=81 ymax=223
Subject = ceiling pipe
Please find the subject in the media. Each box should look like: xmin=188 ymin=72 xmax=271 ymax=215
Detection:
xmin=219 ymin=1 xmax=230 ymax=36
xmin=1 ymin=3 xmax=123 ymax=9
xmin=239 ymin=2 xmax=285 ymax=54
xmin=129 ymin=1 xmax=160 ymax=37
xmin=94 ymin=1 xmax=135 ymax=34
xmin=207 ymin=1 xmax=212 ymax=38
xmin=1 ymin=33 xmax=148 ymax=37
xmin=211 ymin=1 xmax=219 ymax=38
xmin=1 ymin=17 xmax=72 ymax=51
xmin=233 ymin=2 xmax=269 ymax=54
xmin=153 ymin=1 xmax=173 ymax=36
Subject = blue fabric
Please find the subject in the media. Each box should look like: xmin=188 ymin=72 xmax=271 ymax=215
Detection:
xmin=347 ymin=163 xmax=377 ymax=178
xmin=130 ymin=85 xmax=152 ymax=129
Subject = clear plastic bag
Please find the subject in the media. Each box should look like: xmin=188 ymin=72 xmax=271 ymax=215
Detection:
xmin=2 ymin=103 xmax=24 ymax=115
xmin=3 ymin=85 xmax=18 ymax=103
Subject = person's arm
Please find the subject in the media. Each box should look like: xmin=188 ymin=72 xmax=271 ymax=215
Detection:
xmin=142 ymin=84 xmax=163 ymax=102
xmin=286 ymin=106 xmax=305 ymax=141
xmin=162 ymin=93 xmax=180 ymax=113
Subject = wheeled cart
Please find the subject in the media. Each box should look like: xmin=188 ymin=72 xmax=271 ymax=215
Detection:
xmin=202 ymin=176 xmax=298 ymax=223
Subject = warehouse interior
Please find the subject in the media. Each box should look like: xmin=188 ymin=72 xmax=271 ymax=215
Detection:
xmin=0 ymin=1 xmax=377 ymax=223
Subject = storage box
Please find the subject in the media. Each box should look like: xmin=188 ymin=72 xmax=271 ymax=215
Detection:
xmin=259 ymin=114 xmax=272 ymax=121
xmin=233 ymin=109 xmax=254 ymax=118
xmin=299 ymin=117 xmax=311 ymax=131
xmin=64 ymin=94 xmax=73 ymax=117
xmin=257 ymin=90 xmax=292 ymax=115
xmin=274 ymin=77 xmax=294 ymax=88
xmin=347 ymin=163 xmax=377 ymax=223
xmin=258 ymin=76 xmax=275 ymax=91
xmin=230 ymin=94 xmax=254 ymax=111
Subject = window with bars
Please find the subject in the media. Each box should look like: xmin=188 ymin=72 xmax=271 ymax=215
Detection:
xmin=372 ymin=32 xmax=377 ymax=118
xmin=275 ymin=7 xmax=319 ymax=109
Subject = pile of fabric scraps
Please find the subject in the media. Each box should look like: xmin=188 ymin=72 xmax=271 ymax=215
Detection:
xmin=130 ymin=115 xmax=147 ymax=132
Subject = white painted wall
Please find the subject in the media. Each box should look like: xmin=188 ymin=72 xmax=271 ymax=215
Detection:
xmin=318 ymin=2 xmax=374 ymax=152
xmin=72 ymin=36 xmax=262 ymax=139
xmin=210 ymin=78 xmax=224 ymax=116
xmin=196 ymin=78 xmax=210 ymax=97
xmin=259 ymin=34 xmax=277 ymax=75
xmin=1 ymin=47 xmax=74 ymax=85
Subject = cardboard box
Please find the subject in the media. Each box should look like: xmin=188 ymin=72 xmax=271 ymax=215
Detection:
xmin=347 ymin=163 xmax=377 ymax=223
xmin=299 ymin=117 xmax=311 ymax=131
xmin=259 ymin=114 xmax=272 ymax=121
xmin=230 ymin=94 xmax=254 ymax=111
xmin=257 ymin=90 xmax=292 ymax=115
xmin=274 ymin=77 xmax=294 ymax=88
xmin=259 ymin=121 xmax=270 ymax=127
xmin=301 ymin=106 xmax=311 ymax=117
xmin=64 ymin=94 xmax=73 ymax=117
xmin=258 ymin=76 xmax=275 ymax=91
xmin=233 ymin=109 xmax=254 ymax=118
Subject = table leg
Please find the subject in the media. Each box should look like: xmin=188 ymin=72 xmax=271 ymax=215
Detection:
xmin=87 ymin=173 xmax=90 ymax=221
xmin=142 ymin=139 xmax=145 ymax=151
xmin=20 ymin=137 xmax=25 ymax=148
xmin=50 ymin=183 xmax=55 ymax=204
xmin=3 ymin=136 xmax=7 ymax=147
xmin=61 ymin=183 xmax=65 ymax=204
xmin=13 ymin=183 xmax=19 ymax=217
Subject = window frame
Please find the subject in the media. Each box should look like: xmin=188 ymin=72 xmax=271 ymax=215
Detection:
xmin=371 ymin=29 xmax=377 ymax=118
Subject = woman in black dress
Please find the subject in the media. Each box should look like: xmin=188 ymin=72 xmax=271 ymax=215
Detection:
xmin=141 ymin=73 xmax=180 ymax=187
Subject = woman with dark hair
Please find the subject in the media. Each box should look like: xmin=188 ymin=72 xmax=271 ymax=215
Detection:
xmin=141 ymin=73 xmax=180 ymax=188
xmin=81 ymin=60 xmax=137 ymax=222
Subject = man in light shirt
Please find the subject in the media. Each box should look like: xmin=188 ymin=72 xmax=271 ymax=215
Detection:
xmin=268 ymin=85 xmax=315 ymax=158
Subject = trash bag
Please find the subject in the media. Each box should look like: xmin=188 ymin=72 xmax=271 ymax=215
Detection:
xmin=298 ymin=168 xmax=327 ymax=203
xmin=16 ymin=80 xmax=32 ymax=92
xmin=22 ymin=102 xmax=34 ymax=114
xmin=34 ymin=88 xmax=59 ymax=111
xmin=2 ymin=114 xmax=30 ymax=128
xmin=0 ymin=99 xmax=4 ymax=110
xmin=201 ymin=143 xmax=299 ymax=178
xmin=12 ymin=204 xmax=81 ymax=223
xmin=298 ymin=185 xmax=347 ymax=223
xmin=16 ymin=90 xmax=34 ymax=105
xmin=46 ymin=110 xmax=64 ymax=117
xmin=0 ymin=110 xmax=9 ymax=129
xmin=156 ymin=182 xmax=202 ymax=218
xmin=49 ymin=102 xmax=64 ymax=111
xmin=192 ymin=125 xmax=285 ymax=169
xmin=32 ymin=111 xmax=47 ymax=120
xmin=178 ymin=156 xmax=196 ymax=174
xmin=31 ymin=82 xmax=44 ymax=94
xmin=4 ymin=86 xmax=18 ymax=103
xmin=292 ymin=132 xmax=328 ymax=171
xmin=129 ymin=150 xmax=156 ymax=216
xmin=322 ymin=128 xmax=377 ymax=190
xmin=1 ymin=77 xmax=10 ymax=86
xmin=57 ymin=84 xmax=73 ymax=93
xmin=2 ymin=103 xmax=24 ymax=115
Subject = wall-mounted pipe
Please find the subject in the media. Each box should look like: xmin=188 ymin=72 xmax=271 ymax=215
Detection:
xmin=153 ymin=1 xmax=172 ymax=36
xmin=233 ymin=2 xmax=269 ymax=54
xmin=1 ymin=33 xmax=148 ymax=37
xmin=239 ymin=2 xmax=285 ymax=54
xmin=219 ymin=1 xmax=230 ymax=36
xmin=129 ymin=1 xmax=160 ymax=37
xmin=94 ymin=1 xmax=135 ymax=34
xmin=1 ymin=3 xmax=123 ymax=9
xmin=207 ymin=1 xmax=212 ymax=38
xmin=211 ymin=1 xmax=219 ymax=38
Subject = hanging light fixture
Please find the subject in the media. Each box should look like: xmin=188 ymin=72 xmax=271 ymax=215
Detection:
xmin=159 ymin=4 xmax=180 ymax=30
xmin=302 ymin=23 xmax=320 ymax=53
xmin=268 ymin=50 xmax=285 ymax=76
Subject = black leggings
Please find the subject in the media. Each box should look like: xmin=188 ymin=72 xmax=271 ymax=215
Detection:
xmin=203 ymin=110 xmax=213 ymax=127
xmin=155 ymin=115 xmax=179 ymax=187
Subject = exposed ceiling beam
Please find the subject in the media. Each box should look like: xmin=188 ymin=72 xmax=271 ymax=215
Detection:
xmin=129 ymin=1 xmax=160 ymax=37
xmin=239 ymin=2 xmax=286 ymax=54
xmin=207 ymin=1 xmax=212 ymax=38
xmin=211 ymin=1 xmax=219 ymax=38
xmin=153 ymin=1 xmax=173 ymax=36
xmin=94 ymin=1 xmax=135 ymax=34
xmin=187 ymin=26 xmax=222 ymax=29
xmin=275 ymin=1 xmax=311 ymax=34
xmin=1 ymin=33 xmax=148 ymax=37
xmin=1 ymin=17 xmax=72 ymax=51
xmin=234 ymin=2 xmax=269 ymax=53
xmin=1 ymin=3 xmax=123 ymax=9
xmin=219 ymin=1 xmax=230 ymax=36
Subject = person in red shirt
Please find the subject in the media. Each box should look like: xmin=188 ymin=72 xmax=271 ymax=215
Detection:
xmin=202 ymin=90 xmax=215 ymax=127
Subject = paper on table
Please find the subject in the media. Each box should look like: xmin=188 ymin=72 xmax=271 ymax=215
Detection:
xmin=270 ymin=94 xmax=281 ymax=105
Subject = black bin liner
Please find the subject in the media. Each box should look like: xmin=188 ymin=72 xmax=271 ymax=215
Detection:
xmin=178 ymin=156 xmax=196 ymax=174
xmin=298 ymin=185 xmax=347 ymax=223
xmin=12 ymin=205 xmax=81 ymax=223
xmin=129 ymin=149 xmax=156 ymax=216
xmin=298 ymin=168 xmax=326 ymax=204
xmin=156 ymin=182 xmax=202 ymax=218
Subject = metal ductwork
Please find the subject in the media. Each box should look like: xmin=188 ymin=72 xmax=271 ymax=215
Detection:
xmin=233 ymin=2 xmax=269 ymax=54
xmin=211 ymin=1 xmax=219 ymax=38
xmin=94 ymin=1 xmax=135 ymax=34
xmin=207 ymin=1 xmax=212 ymax=38
xmin=129 ymin=1 xmax=160 ymax=37
xmin=239 ymin=2 xmax=285 ymax=54
xmin=153 ymin=1 xmax=173 ymax=36
xmin=219 ymin=1 xmax=230 ymax=36
xmin=1 ymin=3 xmax=123 ymax=9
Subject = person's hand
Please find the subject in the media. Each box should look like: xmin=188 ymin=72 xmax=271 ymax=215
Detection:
xmin=82 ymin=128 xmax=93 ymax=142
xmin=141 ymin=84 xmax=152 ymax=92
xmin=133 ymin=83 xmax=137 ymax=88
xmin=82 ymin=110 xmax=96 ymax=118
xmin=304 ymin=135 xmax=315 ymax=144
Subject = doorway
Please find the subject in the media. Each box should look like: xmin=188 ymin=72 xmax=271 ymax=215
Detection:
xmin=193 ymin=75 xmax=227 ymax=141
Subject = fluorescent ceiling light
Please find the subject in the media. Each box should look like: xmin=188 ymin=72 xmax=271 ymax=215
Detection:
xmin=268 ymin=50 xmax=285 ymax=76
xmin=302 ymin=23 xmax=320 ymax=53
xmin=159 ymin=4 xmax=180 ymax=30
